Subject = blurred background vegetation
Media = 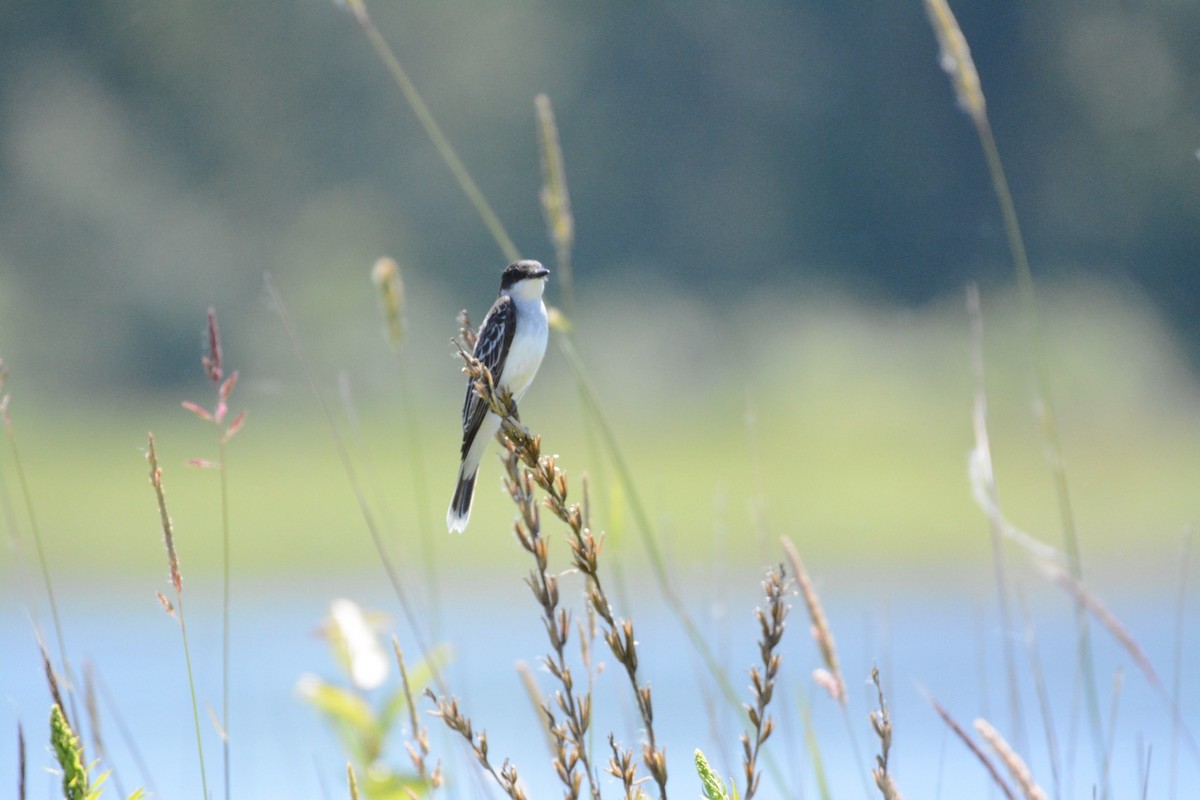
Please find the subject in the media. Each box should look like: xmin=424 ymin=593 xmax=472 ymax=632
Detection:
xmin=1 ymin=2 xmax=1197 ymax=576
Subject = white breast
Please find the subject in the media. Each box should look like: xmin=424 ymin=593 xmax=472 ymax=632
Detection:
xmin=501 ymin=296 xmax=549 ymax=402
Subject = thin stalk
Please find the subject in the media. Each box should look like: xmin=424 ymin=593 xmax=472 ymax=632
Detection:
xmin=923 ymin=1 xmax=1104 ymax=788
xmin=799 ymin=691 xmax=831 ymax=800
xmin=147 ymin=433 xmax=209 ymax=799
xmin=394 ymin=356 xmax=441 ymax=633
xmin=4 ymin=416 xmax=82 ymax=732
xmin=973 ymin=53 xmax=1104 ymax=800
xmin=1016 ymin=584 xmax=1062 ymax=800
xmin=1169 ymin=527 xmax=1193 ymax=800
xmin=178 ymin=596 xmax=208 ymax=800
xmin=925 ymin=690 xmax=1015 ymax=800
xmin=94 ymin=665 xmax=159 ymax=796
xmin=264 ymin=274 xmax=443 ymax=693
xmin=219 ymin=437 xmax=231 ymax=800
xmin=17 ymin=721 xmax=25 ymax=800
xmin=1102 ymin=669 xmax=1123 ymax=792
xmin=556 ymin=331 xmax=741 ymax=708
xmin=342 ymin=0 xmax=518 ymax=263
xmin=535 ymin=92 xmax=576 ymax=316
xmin=967 ymin=283 xmax=1025 ymax=754
xmin=82 ymin=663 xmax=126 ymax=798
xmin=184 ymin=306 xmax=240 ymax=800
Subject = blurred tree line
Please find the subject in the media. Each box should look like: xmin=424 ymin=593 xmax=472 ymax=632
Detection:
xmin=1 ymin=1 xmax=1198 ymax=395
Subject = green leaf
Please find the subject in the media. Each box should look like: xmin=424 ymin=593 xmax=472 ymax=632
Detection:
xmin=362 ymin=766 xmax=431 ymax=800
xmin=297 ymin=675 xmax=381 ymax=761
xmin=84 ymin=769 xmax=109 ymax=800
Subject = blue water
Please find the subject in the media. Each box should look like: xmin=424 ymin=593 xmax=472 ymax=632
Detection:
xmin=3 ymin=566 xmax=1197 ymax=799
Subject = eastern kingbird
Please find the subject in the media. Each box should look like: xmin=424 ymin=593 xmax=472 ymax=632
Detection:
xmin=446 ymin=260 xmax=551 ymax=533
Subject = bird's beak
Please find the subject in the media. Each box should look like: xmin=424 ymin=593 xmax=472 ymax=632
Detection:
xmin=534 ymin=267 xmax=550 ymax=279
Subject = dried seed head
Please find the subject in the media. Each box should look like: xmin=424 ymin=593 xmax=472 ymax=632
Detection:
xmin=975 ymin=718 xmax=1047 ymax=800
xmin=156 ymin=591 xmax=176 ymax=618
xmin=202 ymin=307 xmax=223 ymax=384
xmin=371 ymin=256 xmax=406 ymax=348
xmin=147 ymin=433 xmax=183 ymax=596
xmin=783 ymin=536 xmax=846 ymax=706
xmin=536 ymin=94 xmax=575 ymax=257
xmin=456 ymin=309 xmax=476 ymax=350
xmin=924 ymin=0 xmax=985 ymax=122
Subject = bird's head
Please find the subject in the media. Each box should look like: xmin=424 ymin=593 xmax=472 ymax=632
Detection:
xmin=499 ymin=260 xmax=550 ymax=300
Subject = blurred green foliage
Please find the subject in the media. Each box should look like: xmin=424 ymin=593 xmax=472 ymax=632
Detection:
xmin=297 ymin=599 xmax=443 ymax=799
xmin=1 ymin=2 xmax=1199 ymax=398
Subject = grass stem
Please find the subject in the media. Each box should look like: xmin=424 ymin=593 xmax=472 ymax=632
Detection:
xmin=924 ymin=1 xmax=1104 ymax=789
xmin=1169 ymin=527 xmax=1193 ymax=800
xmin=342 ymin=0 xmax=519 ymax=263
xmin=219 ymin=437 xmax=231 ymax=800
xmin=2 ymin=388 xmax=82 ymax=732
xmin=967 ymin=284 xmax=1025 ymax=754
xmin=147 ymin=432 xmax=209 ymax=800
xmin=264 ymin=274 xmax=443 ymax=693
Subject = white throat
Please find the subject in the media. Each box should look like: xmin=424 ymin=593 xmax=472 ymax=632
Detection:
xmin=505 ymin=277 xmax=547 ymax=303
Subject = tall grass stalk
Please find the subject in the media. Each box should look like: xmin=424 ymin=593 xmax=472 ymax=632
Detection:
xmin=392 ymin=638 xmax=442 ymax=790
xmin=555 ymin=332 xmax=742 ymax=710
xmin=1040 ymin=563 xmax=1200 ymax=763
xmin=83 ymin=663 xmax=127 ymax=799
xmin=534 ymin=93 xmax=624 ymax=667
xmin=739 ymin=565 xmax=788 ymax=800
xmin=967 ymin=289 xmax=1200 ymax=771
xmin=925 ymin=690 xmax=1015 ymax=800
xmin=218 ymin=434 xmax=231 ymax=800
xmin=1139 ymin=737 xmax=1153 ymax=800
xmin=798 ymin=691 xmax=831 ymax=800
xmin=17 ymin=720 xmax=26 ymax=800
xmin=966 ymin=284 xmax=1024 ymax=753
xmin=533 ymin=90 xmax=724 ymax=738
xmin=1169 ymin=527 xmax=1193 ymax=800
xmin=264 ymin=274 xmax=442 ymax=692
xmin=870 ymin=668 xmax=903 ymax=800
xmin=92 ymin=664 xmax=159 ymax=796
xmin=1015 ymin=585 xmax=1061 ymax=800
xmin=146 ymin=432 xmax=209 ymax=800
xmin=923 ymin=1 xmax=1104 ymax=789
xmin=181 ymin=307 xmax=245 ymax=800
xmin=781 ymin=535 xmax=872 ymax=799
xmin=0 ymin=363 xmax=82 ymax=731
xmin=975 ymin=718 xmax=1048 ymax=800
xmin=535 ymin=93 xmax=575 ymax=317
xmin=1103 ymin=669 xmax=1124 ymax=792
xmin=515 ymin=660 xmax=558 ymax=759
xmin=426 ymin=690 xmax=528 ymax=800
xmin=372 ymin=258 xmax=442 ymax=634
xmin=340 ymin=0 xmax=519 ymax=263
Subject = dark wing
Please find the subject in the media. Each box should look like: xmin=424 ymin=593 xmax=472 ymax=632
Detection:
xmin=460 ymin=295 xmax=516 ymax=457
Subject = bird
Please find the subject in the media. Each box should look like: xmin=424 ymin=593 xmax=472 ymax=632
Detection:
xmin=447 ymin=259 xmax=550 ymax=533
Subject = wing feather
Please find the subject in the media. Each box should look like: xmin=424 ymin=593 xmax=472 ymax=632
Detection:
xmin=460 ymin=296 xmax=516 ymax=458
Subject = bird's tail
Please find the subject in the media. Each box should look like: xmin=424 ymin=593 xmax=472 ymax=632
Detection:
xmin=446 ymin=464 xmax=478 ymax=533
